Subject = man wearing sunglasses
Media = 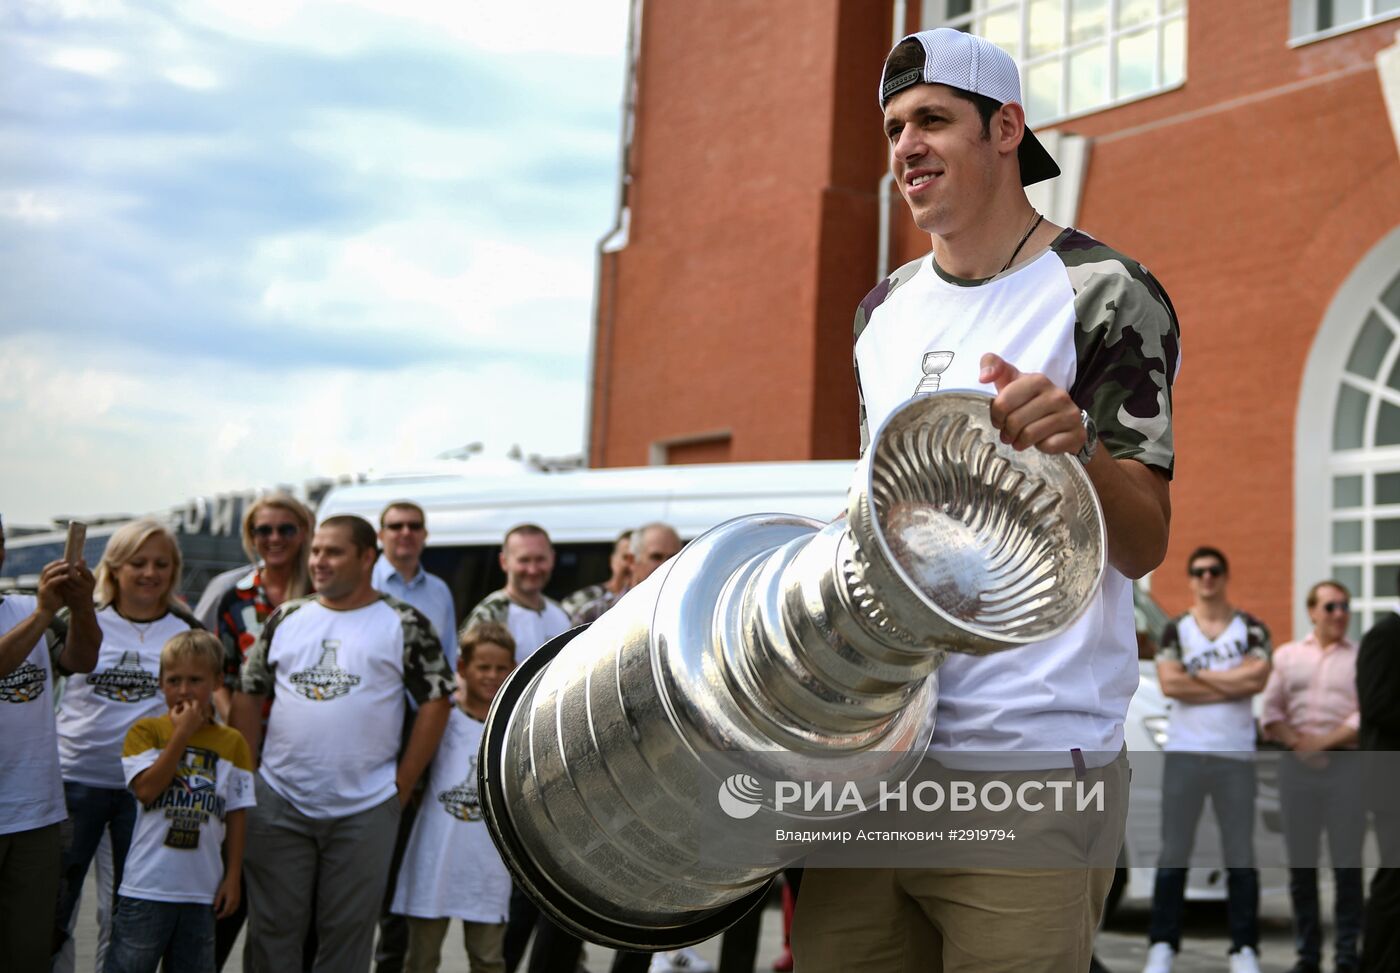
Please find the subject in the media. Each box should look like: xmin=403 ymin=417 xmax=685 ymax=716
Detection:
xmin=1261 ymin=581 xmax=1362 ymax=973
xmin=1145 ymin=546 xmax=1272 ymax=973
xmin=371 ymin=501 xmax=461 ymax=973
xmin=373 ymin=501 xmax=458 ymax=668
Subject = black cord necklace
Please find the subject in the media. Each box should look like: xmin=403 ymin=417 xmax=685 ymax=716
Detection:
xmin=999 ymin=211 xmax=1044 ymax=274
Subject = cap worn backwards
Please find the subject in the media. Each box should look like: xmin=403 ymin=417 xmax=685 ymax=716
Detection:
xmin=879 ymin=28 xmax=1061 ymax=187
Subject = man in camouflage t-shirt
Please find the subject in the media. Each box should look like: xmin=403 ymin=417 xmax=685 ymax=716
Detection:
xmin=231 ymin=515 xmax=452 ymax=973
xmin=458 ymin=524 xmax=570 ymax=664
xmin=793 ymin=28 xmax=1182 ymax=973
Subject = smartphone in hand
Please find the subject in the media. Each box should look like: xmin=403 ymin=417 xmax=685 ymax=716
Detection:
xmin=63 ymin=521 xmax=87 ymax=563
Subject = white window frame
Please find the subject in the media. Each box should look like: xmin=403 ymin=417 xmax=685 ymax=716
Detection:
xmin=1294 ymin=223 xmax=1400 ymax=641
xmin=1289 ymin=0 xmax=1400 ymax=48
xmin=920 ymin=0 xmax=1188 ymax=127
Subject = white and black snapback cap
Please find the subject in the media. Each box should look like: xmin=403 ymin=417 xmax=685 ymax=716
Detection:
xmin=879 ymin=27 xmax=1061 ymax=187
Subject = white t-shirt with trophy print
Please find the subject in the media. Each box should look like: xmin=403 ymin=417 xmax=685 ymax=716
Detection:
xmin=0 ymin=595 xmax=66 ymax=834
xmin=853 ymin=230 xmax=1180 ymax=768
xmin=119 ymin=717 xmax=255 ymax=904
xmin=56 ymin=605 xmax=200 ymax=789
xmin=390 ymin=708 xmax=510 ymax=923
xmin=240 ymin=594 xmax=452 ymax=819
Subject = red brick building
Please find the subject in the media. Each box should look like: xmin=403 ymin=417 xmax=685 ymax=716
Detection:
xmin=586 ymin=0 xmax=1400 ymax=640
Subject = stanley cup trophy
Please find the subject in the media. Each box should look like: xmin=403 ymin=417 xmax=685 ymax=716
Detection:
xmin=479 ymin=390 xmax=1106 ymax=950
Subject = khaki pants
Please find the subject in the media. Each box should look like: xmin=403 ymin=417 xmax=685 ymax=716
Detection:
xmin=792 ymin=751 xmax=1127 ymax=972
xmin=405 ymin=916 xmax=506 ymax=973
xmin=792 ymin=865 xmax=1114 ymax=972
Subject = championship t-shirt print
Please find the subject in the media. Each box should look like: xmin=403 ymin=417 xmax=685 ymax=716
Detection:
xmin=289 ymin=640 xmax=362 ymax=700
xmin=0 ymin=659 xmax=47 ymax=703
xmin=437 ymin=755 xmax=483 ymax=822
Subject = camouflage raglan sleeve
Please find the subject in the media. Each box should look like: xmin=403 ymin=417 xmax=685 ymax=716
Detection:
xmin=387 ymin=596 xmax=453 ymax=706
xmin=1240 ymin=612 xmax=1272 ymax=662
xmin=239 ymin=597 xmax=309 ymax=697
xmin=854 ymin=257 xmax=926 ymax=455
xmin=560 ymin=584 xmax=605 ymax=618
xmin=458 ymin=590 xmax=511 ymax=640
xmin=1155 ymin=614 xmax=1184 ymax=664
xmin=1056 ymin=232 xmax=1181 ymax=477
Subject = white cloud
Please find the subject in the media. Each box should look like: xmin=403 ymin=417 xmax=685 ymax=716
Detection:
xmin=251 ymin=220 xmax=595 ymax=350
xmin=164 ymin=64 xmax=220 ymax=90
xmin=0 ymin=336 xmax=586 ymax=524
xmin=46 ymin=45 xmax=125 ymax=75
xmin=1 ymin=191 xmax=64 ymax=223
xmin=176 ymin=0 xmax=628 ymax=58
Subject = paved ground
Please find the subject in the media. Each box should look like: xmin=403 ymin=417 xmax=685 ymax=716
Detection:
xmin=72 ymin=867 xmax=1324 ymax=972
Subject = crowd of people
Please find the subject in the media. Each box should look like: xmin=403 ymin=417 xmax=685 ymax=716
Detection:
xmin=0 ymin=495 xmax=771 ymax=973
xmin=1139 ymin=545 xmax=1400 ymax=973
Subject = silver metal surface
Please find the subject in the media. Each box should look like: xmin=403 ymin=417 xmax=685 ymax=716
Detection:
xmin=481 ymin=390 xmax=1106 ymax=949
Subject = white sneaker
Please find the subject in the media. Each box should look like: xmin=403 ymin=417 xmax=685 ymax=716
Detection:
xmin=1228 ymin=946 xmax=1261 ymax=973
xmin=648 ymin=947 xmax=716 ymax=973
xmin=1142 ymin=942 xmax=1174 ymax=973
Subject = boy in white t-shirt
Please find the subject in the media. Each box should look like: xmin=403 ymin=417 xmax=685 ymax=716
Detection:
xmin=392 ymin=622 xmax=516 ymax=973
xmin=107 ymin=631 xmax=255 ymax=973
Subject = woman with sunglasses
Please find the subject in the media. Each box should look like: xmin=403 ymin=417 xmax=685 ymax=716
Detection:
xmin=52 ymin=518 xmax=201 ymax=959
xmin=209 ymin=493 xmax=313 ymax=721
xmin=1261 ymin=580 xmax=1363 ymax=973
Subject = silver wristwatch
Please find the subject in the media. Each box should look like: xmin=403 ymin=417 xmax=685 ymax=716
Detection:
xmin=1076 ymin=409 xmax=1098 ymax=465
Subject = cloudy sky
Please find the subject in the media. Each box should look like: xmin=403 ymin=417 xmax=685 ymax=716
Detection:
xmin=0 ymin=0 xmax=628 ymax=525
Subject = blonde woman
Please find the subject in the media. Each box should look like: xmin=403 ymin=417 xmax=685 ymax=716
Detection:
xmin=52 ymin=518 xmax=201 ymax=957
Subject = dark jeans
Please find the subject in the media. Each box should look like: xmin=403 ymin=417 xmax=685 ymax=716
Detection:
xmin=56 ymin=782 xmax=137 ymax=955
xmin=1147 ymin=753 xmax=1258 ymax=952
xmin=105 ymin=896 xmax=214 ymax=973
xmin=1280 ymin=755 xmax=1365 ymax=966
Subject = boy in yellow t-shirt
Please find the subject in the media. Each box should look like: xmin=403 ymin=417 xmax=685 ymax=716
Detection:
xmin=106 ymin=631 xmax=255 ymax=973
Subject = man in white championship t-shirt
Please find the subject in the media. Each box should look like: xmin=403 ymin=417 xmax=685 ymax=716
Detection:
xmin=231 ymin=515 xmax=453 ymax=973
xmin=792 ymin=26 xmax=1182 ymax=973
xmin=1145 ymin=547 xmax=1272 ymax=973
xmin=458 ymin=524 xmax=570 ymax=664
xmin=0 ymin=518 xmax=100 ymax=971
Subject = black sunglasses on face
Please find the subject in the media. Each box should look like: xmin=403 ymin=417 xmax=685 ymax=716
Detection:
xmin=252 ymin=524 xmax=299 ymax=539
xmin=385 ymin=522 xmax=425 ymax=532
xmin=1189 ymin=565 xmax=1224 ymax=578
xmin=1321 ymin=600 xmax=1350 ymax=614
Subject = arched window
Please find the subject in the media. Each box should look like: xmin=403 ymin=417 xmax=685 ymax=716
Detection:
xmin=1296 ymin=226 xmax=1400 ymax=641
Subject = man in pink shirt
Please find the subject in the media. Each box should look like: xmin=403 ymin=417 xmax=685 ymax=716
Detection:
xmin=1262 ymin=580 xmax=1363 ymax=973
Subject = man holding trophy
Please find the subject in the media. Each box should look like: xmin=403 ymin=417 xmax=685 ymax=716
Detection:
xmin=476 ymin=26 xmax=1180 ymax=973
xmin=789 ymin=27 xmax=1181 ymax=972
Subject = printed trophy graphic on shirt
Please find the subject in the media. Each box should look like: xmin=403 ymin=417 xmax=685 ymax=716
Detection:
xmin=158 ymin=746 xmax=222 ymax=850
xmin=290 ymin=640 xmax=362 ymax=701
xmin=912 ymin=350 xmax=954 ymax=395
xmin=0 ymin=661 xmax=46 ymax=703
xmin=89 ymin=651 xmax=159 ymax=703
xmin=438 ymin=756 xmax=484 ymax=822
